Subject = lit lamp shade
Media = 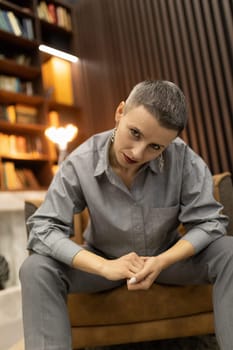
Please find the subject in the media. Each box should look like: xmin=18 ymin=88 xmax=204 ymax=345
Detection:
xmin=45 ymin=124 xmax=78 ymax=164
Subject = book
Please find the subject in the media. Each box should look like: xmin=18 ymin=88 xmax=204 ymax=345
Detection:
xmin=33 ymin=136 xmax=43 ymax=154
xmin=0 ymin=132 xmax=43 ymax=156
xmin=14 ymin=54 xmax=31 ymax=65
xmin=1 ymin=10 xmax=14 ymax=33
xmin=0 ymin=133 xmax=9 ymax=154
xmin=6 ymin=105 xmax=16 ymax=123
xmin=56 ymin=6 xmax=71 ymax=30
xmin=21 ymin=81 xmax=33 ymax=95
xmin=6 ymin=11 xmax=22 ymax=36
xmin=38 ymin=1 xmax=53 ymax=23
xmin=8 ymin=134 xmax=17 ymax=154
xmin=3 ymin=162 xmax=24 ymax=190
xmin=21 ymin=18 xmax=34 ymax=39
xmin=47 ymin=3 xmax=57 ymax=24
xmin=0 ymin=105 xmax=7 ymax=121
xmin=56 ymin=6 xmax=65 ymax=28
xmin=21 ymin=168 xmax=40 ymax=189
xmin=0 ymin=75 xmax=21 ymax=93
xmin=16 ymin=136 xmax=27 ymax=154
xmin=16 ymin=113 xmax=37 ymax=124
xmin=15 ymin=104 xmax=37 ymax=124
xmin=15 ymin=104 xmax=37 ymax=115
xmin=0 ymin=11 xmax=9 ymax=32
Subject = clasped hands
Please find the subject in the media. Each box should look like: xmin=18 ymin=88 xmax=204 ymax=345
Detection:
xmin=101 ymin=252 xmax=163 ymax=290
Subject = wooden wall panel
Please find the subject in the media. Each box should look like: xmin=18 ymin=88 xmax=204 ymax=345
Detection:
xmin=75 ymin=0 xmax=233 ymax=174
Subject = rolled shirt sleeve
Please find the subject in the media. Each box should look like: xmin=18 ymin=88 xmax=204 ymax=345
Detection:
xmin=179 ymin=147 xmax=228 ymax=253
xmin=27 ymin=159 xmax=86 ymax=266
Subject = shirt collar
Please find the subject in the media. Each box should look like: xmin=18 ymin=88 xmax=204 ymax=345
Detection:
xmin=94 ymin=132 xmax=112 ymax=177
xmin=148 ymin=159 xmax=159 ymax=174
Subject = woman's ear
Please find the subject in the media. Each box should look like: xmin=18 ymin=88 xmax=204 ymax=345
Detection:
xmin=115 ymin=101 xmax=125 ymax=124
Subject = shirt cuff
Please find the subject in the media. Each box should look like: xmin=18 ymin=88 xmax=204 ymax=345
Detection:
xmin=181 ymin=228 xmax=213 ymax=254
xmin=52 ymin=237 xmax=84 ymax=266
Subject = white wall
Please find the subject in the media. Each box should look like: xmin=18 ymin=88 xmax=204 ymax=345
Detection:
xmin=0 ymin=191 xmax=46 ymax=350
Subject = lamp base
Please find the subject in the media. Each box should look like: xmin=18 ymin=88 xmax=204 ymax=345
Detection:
xmin=58 ymin=149 xmax=68 ymax=165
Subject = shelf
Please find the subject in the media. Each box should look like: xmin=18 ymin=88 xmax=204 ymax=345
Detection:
xmin=0 ymin=90 xmax=44 ymax=105
xmin=0 ymin=153 xmax=50 ymax=161
xmin=0 ymin=0 xmax=34 ymax=17
xmin=0 ymin=29 xmax=38 ymax=48
xmin=0 ymin=187 xmax=48 ymax=192
xmin=48 ymin=100 xmax=79 ymax=111
xmin=0 ymin=120 xmax=46 ymax=133
xmin=39 ymin=18 xmax=72 ymax=34
xmin=0 ymin=58 xmax=41 ymax=80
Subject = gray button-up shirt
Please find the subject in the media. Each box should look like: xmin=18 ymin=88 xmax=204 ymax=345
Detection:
xmin=27 ymin=130 xmax=228 ymax=266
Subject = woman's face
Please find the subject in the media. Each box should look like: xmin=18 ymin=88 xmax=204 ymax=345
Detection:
xmin=110 ymin=102 xmax=178 ymax=173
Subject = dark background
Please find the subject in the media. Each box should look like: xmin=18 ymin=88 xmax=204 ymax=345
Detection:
xmin=74 ymin=0 xmax=232 ymax=175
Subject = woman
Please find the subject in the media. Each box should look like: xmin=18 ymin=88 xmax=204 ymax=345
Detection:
xmin=20 ymin=80 xmax=232 ymax=350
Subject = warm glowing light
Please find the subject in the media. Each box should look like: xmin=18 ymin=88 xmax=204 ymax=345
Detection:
xmin=39 ymin=44 xmax=78 ymax=63
xmin=45 ymin=124 xmax=78 ymax=151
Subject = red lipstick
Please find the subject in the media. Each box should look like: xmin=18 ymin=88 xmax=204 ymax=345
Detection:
xmin=123 ymin=153 xmax=137 ymax=164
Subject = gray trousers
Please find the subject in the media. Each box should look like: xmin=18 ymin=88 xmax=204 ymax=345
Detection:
xmin=19 ymin=236 xmax=233 ymax=350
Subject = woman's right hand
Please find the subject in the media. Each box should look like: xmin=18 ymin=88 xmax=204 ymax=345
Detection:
xmin=101 ymin=252 xmax=145 ymax=281
xmin=72 ymin=250 xmax=144 ymax=281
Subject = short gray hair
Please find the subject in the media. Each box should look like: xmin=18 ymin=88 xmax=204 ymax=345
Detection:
xmin=124 ymin=80 xmax=187 ymax=132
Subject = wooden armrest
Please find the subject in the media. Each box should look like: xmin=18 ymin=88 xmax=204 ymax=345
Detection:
xmin=213 ymin=172 xmax=233 ymax=236
xmin=213 ymin=172 xmax=232 ymax=202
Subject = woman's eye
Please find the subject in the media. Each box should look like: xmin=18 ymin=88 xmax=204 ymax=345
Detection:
xmin=150 ymin=144 xmax=161 ymax=151
xmin=130 ymin=129 xmax=140 ymax=138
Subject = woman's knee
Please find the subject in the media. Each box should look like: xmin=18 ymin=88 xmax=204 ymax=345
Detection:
xmin=206 ymin=236 xmax=233 ymax=282
xmin=19 ymin=253 xmax=60 ymax=285
xmin=210 ymin=236 xmax=233 ymax=258
xmin=19 ymin=253 xmax=71 ymax=302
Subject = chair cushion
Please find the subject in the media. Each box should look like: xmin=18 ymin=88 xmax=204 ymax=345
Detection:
xmin=68 ymin=283 xmax=213 ymax=326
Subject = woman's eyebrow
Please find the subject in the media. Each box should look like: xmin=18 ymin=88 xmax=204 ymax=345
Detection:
xmin=141 ymin=131 xmax=166 ymax=148
xmin=131 ymin=125 xmax=166 ymax=148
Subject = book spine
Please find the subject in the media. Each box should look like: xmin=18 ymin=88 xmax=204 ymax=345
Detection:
xmin=22 ymin=18 xmax=34 ymax=39
xmin=6 ymin=11 xmax=22 ymax=36
xmin=1 ymin=10 xmax=14 ymax=33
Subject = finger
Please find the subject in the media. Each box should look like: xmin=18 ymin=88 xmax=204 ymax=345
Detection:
xmin=129 ymin=266 xmax=139 ymax=274
xmin=140 ymin=256 xmax=149 ymax=262
xmin=129 ymin=253 xmax=144 ymax=265
xmin=133 ymin=268 xmax=155 ymax=286
xmin=130 ymin=262 xmax=144 ymax=272
xmin=128 ymin=276 xmax=137 ymax=285
xmin=128 ymin=276 xmax=152 ymax=290
xmin=134 ymin=258 xmax=145 ymax=268
xmin=133 ymin=267 xmax=148 ymax=282
xmin=127 ymin=279 xmax=147 ymax=290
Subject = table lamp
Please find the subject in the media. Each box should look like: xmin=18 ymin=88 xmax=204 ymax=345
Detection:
xmin=45 ymin=124 xmax=78 ymax=165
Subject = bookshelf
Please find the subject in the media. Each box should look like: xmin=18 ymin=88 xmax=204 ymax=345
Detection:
xmin=0 ymin=0 xmax=79 ymax=191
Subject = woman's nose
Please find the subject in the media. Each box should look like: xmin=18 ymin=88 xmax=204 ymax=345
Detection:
xmin=132 ymin=144 xmax=145 ymax=160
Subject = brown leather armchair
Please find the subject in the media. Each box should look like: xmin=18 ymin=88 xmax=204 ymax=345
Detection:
xmin=25 ymin=172 xmax=233 ymax=349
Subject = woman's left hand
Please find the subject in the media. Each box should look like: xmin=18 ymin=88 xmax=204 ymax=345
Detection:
xmin=127 ymin=256 xmax=163 ymax=290
xmin=127 ymin=239 xmax=195 ymax=290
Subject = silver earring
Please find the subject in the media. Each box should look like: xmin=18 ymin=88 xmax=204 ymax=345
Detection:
xmin=159 ymin=153 xmax=164 ymax=172
xmin=111 ymin=127 xmax=117 ymax=143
